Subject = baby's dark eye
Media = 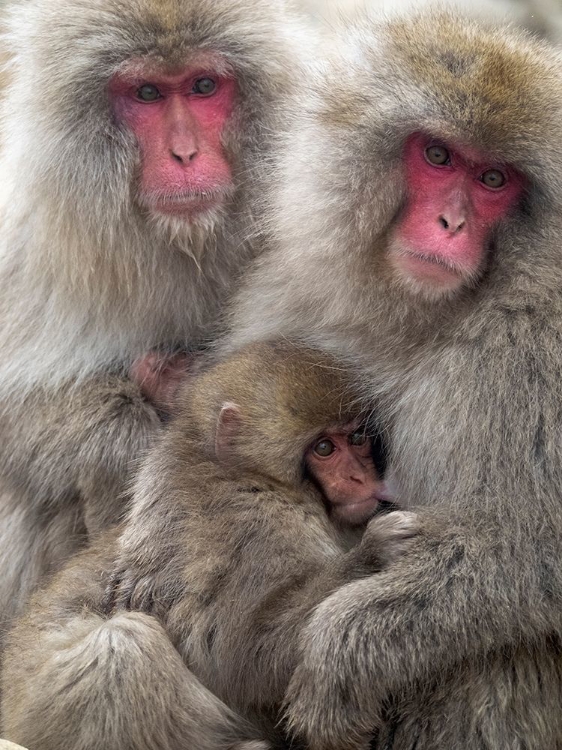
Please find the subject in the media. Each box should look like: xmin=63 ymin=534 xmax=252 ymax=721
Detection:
xmin=314 ymin=439 xmax=336 ymax=457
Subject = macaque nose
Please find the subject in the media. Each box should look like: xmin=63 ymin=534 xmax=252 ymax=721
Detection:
xmin=350 ymin=472 xmax=366 ymax=485
xmin=349 ymin=458 xmax=376 ymax=486
xmin=170 ymin=146 xmax=198 ymax=164
xmin=438 ymin=212 xmax=466 ymax=234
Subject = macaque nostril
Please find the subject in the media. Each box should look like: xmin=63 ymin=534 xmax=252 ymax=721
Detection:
xmin=171 ymin=150 xmax=197 ymax=164
xmin=439 ymin=215 xmax=466 ymax=232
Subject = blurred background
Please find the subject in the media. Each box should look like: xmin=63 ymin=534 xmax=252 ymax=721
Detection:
xmin=0 ymin=0 xmax=560 ymax=42
xmin=300 ymin=0 xmax=562 ymax=43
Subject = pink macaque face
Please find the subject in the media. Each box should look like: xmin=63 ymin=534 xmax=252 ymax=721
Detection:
xmin=111 ymin=58 xmax=237 ymax=219
xmin=388 ymin=133 xmax=526 ymax=295
xmin=306 ymin=424 xmax=391 ymax=527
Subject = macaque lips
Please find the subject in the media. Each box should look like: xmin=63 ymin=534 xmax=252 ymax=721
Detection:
xmin=389 ymin=133 xmax=525 ymax=294
xmin=111 ymin=63 xmax=237 ymax=219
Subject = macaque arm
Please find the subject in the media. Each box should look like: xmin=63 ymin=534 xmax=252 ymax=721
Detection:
xmin=2 ymin=543 xmax=270 ymax=750
xmin=283 ymin=509 xmax=560 ymax=749
xmin=0 ymin=374 xmax=161 ymax=530
xmin=145 ymin=503 xmax=418 ymax=712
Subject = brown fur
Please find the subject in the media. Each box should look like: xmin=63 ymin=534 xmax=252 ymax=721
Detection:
xmin=227 ymin=12 xmax=562 ymax=750
xmin=1 ymin=342 xmax=417 ymax=750
xmin=0 ymin=0 xmax=310 ymax=638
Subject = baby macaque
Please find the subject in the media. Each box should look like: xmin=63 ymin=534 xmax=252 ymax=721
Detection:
xmin=2 ymin=342 xmax=416 ymax=750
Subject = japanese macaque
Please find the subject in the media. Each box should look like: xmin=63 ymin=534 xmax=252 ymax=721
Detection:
xmin=0 ymin=0 xmax=308 ymax=634
xmin=227 ymin=12 xmax=562 ymax=750
xmin=1 ymin=342 xmax=416 ymax=750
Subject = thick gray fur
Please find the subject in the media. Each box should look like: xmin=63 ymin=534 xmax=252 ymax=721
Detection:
xmin=0 ymin=0 xmax=310 ymax=637
xmin=228 ymin=11 xmax=562 ymax=750
xmin=1 ymin=343 xmax=417 ymax=749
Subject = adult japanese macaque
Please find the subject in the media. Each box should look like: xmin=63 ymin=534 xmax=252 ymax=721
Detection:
xmin=1 ymin=342 xmax=416 ymax=750
xmin=227 ymin=12 xmax=562 ymax=750
xmin=0 ymin=0 xmax=307 ymax=633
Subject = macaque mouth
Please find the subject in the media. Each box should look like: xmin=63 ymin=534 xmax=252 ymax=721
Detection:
xmin=332 ymin=482 xmax=394 ymax=526
xmin=402 ymin=248 xmax=463 ymax=275
xmin=331 ymin=494 xmax=382 ymax=526
xmin=141 ymin=188 xmax=232 ymax=216
xmin=393 ymin=245 xmax=473 ymax=289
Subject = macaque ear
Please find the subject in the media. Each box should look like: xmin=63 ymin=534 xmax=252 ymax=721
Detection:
xmin=215 ymin=402 xmax=243 ymax=464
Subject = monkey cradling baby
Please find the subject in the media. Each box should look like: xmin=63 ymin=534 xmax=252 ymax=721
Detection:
xmin=2 ymin=342 xmax=416 ymax=750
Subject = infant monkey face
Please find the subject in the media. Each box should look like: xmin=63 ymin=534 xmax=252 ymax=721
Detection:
xmin=306 ymin=423 xmax=391 ymax=526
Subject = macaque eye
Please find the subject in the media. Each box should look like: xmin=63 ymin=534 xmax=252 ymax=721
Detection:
xmin=348 ymin=431 xmax=367 ymax=446
xmin=480 ymin=169 xmax=506 ymax=189
xmin=425 ymin=145 xmax=450 ymax=166
xmin=136 ymin=84 xmax=161 ymax=102
xmin=192 ymin=77 xmax=217 ymax=95
xmin=314 ymin=439 xmax=336 ymax=457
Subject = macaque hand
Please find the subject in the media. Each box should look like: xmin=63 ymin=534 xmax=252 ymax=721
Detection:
xmin=129 ymin=350 xmax=195 ymax=415
xmin=360 ymin=510 xmax=419 ymax=569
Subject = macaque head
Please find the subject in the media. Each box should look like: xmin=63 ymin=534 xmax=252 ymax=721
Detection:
xmin=388 ymin=133 xmax=526 ymax=296
xmin=182 ymin=342 xmax=388 ymax=526
xmin=110 ymin=59 xmax=237 ymax=223
xmin=256 ymin=11 xmax=562 ymax=328
xmin=9 ymin=0 xmax=301 ymax=245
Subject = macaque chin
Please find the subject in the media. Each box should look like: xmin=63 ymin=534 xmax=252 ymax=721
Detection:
xmin=388 ymin=132 xmax=526 ymax=296
xmin=306 ymin=425 xmax=390 ymax=526
xmin=110 ymin=61 xmax=237 ymax=222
